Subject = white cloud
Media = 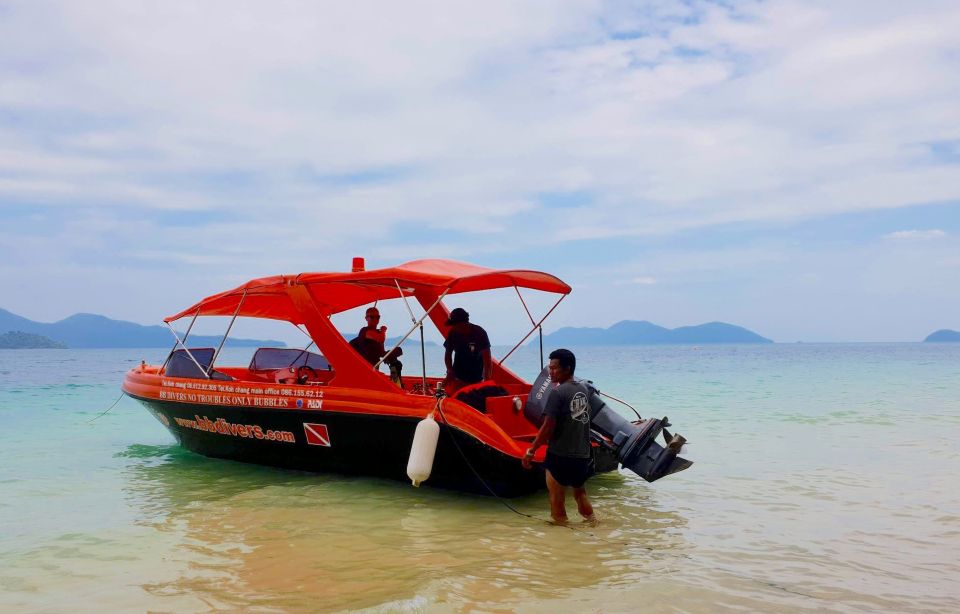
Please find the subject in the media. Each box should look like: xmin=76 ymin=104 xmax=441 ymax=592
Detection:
xmin=1 ymin=2 xmax=958 ymax=232
xmin=883 ymin=229 xmax=947 ymax=241
xmin=1 ymin=0 xmax=959 ymax=335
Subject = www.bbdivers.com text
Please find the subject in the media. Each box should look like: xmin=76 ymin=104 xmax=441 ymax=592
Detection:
xmin=173 ymin=415 xmax=295 ymax=443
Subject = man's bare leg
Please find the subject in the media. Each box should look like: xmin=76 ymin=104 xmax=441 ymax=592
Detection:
xmin=545 ymin=470 xmax=568 ymax=524
xmin=573 ymin=486 xmax=594 ymax=520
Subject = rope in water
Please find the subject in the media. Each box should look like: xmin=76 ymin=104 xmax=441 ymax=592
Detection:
xmin=87 ymin=390 xmax=126 ymax=423
xmin=432 ymin=395 xmax=620 ymax=542
xmin=430 ymin=395 xmax=819 ymax=599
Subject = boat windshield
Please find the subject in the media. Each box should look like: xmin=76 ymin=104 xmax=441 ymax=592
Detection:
xmin=164 ymin=348 xmax=233 ymax=380
xmin=249 ymin=348 xmax=331 ymax=371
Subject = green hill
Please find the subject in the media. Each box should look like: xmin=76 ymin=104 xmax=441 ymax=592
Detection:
xmin=0 ymin=308 xmax=284 ymax=348
xmin=0 ymin=331 xmax=67 ymax=349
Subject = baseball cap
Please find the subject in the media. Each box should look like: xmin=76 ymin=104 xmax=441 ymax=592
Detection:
xmin=445 ymin=307 xmax=469 ymax=325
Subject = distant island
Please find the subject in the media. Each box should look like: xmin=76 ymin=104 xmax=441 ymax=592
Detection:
xmin=542 ymin=320 xmax=773 ymax=345
xmin=0 ymin=308 xmax=285 ymax=349
xmin=0 ymin=331 xmax=67 ymax=349
xmin=924 ymin=329 xmax=960 ymax=342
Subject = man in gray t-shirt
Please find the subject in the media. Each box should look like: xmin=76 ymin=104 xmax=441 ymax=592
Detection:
xmin=522 ymin=348 xmax=596 ymax=524
xmin=543 ymin=379 xmax=592 ymax=459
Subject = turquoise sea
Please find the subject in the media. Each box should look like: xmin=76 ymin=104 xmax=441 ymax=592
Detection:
xmin=1 ymin=344 xmax=958 ymax=613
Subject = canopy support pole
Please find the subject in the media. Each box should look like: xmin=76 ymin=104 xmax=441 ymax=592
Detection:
xmin=419 ymin=322 xmax=427 ymax=393
xmin=393 ymin=279 xmax=428 ymax=391
xmin=514 ymin=286 xmax=536 ymax=326
xmin=499 ymin=294 xmax=566 ymax=367
xmin=164 ymin=322 xmax=211 ymax=379
xmin=539 ymin=326 xmax=544 ymax=370
xmin=395 ymin=280 xmax=417 ymax=322
xmin=209 ymin=290 xmax=246 ymax=374
xmin=375 ymin=289 xmax=449 ymax=371
xmin=281 ymin=325 xmax=317 ymax=369
xmin=293 ymin=324 xmax=315 ymax=346
xmin=160 ymin=307 xmax=200 ymax=373
xmin=513 ymin=286 xmax=544 ymax=368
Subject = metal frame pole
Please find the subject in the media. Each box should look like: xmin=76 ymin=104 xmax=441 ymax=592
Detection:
xmin=160 ymin=307 xmax=200 ymax=373
xmin=498 ymin=294 xmax=566 ymax=366
xmin=375 ymin=289 xmax=449 ymax=371
xmin=209 ymin=291 xmax=246 ymax=374
xmin=513 ymin=286 xmax=545 ymax=368
xmin=164 ymin=322 xmax=211 ymax=379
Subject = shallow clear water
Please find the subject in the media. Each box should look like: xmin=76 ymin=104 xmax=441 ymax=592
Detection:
xmin=1 ymin=344 xmax=958 ymax=612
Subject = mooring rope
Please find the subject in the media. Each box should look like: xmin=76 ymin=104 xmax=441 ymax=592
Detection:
xmin=431 ymin=398 xmax=818 ymax=597
xmin=432 ymin=395 xmax=627 ymax=543
xmin=87 ymin=390 xmax=125 ymax=423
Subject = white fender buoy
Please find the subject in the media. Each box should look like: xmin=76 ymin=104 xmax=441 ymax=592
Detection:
xmin=406 ymin=412 xmax=440 ymax=487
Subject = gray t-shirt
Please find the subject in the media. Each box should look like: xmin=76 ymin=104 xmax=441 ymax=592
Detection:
xmin=543 ymin=379 xmax=592 ymax=458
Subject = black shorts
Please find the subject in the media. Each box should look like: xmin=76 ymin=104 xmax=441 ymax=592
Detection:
xmin=545 ymin=452 xmax=594 ymax=488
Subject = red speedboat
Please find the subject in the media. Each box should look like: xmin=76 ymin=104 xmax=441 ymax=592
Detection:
xmin=122 ymin=259 xmax=690 ymax=496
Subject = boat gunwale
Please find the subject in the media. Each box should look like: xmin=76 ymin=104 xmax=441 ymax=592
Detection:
xmin=122 ymin=367 xmax=541 ymax=460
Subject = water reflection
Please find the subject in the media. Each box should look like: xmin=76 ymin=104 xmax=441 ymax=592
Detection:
xmin=122 ymin=445 xmax=690 ymax=611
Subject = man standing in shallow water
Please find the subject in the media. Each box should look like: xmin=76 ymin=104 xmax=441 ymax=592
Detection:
xmin=522 ymin=348 xmax=595 ymax=524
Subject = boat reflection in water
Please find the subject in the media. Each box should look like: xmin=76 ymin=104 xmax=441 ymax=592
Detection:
xmin=121 ymin=442 xmax=690 ymax=612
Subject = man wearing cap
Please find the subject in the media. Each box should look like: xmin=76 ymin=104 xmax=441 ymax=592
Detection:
xmin=352 ymin=307 xmax=403 ymax=386
xmin=442 ymin=307 xmax=491 ymax=392
xmin=358 ymin=307 xmax=388 ymax=358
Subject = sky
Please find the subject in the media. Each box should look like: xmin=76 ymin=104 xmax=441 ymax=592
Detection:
xmin=1 ymin=0 xmax=958 ymax=344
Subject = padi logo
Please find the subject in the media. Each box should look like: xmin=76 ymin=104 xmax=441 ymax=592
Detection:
xmin=570 ymin=392 xmax=589 ymax=423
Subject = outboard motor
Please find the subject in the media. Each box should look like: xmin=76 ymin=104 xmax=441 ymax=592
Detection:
xmin=525 ymin=367 xmax=692 ymax=483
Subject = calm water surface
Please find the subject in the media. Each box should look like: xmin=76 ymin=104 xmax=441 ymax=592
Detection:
xmin=1 ymin=344 xmax=958 ymax=612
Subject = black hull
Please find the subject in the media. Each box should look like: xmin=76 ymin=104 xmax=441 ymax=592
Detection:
xmin=130 ymin=395 xmax=547 ymax=497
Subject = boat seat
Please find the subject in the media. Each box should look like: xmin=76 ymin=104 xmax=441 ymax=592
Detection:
xmin=453 ymin=382 xmax=508 ymax=413
xmin=269 ymin=366 xmax=335 ymax=386
xmin=249 ymin=347 xmax=331 ymax=371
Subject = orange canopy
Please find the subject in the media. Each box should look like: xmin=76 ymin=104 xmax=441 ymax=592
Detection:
xmin=164 ymin=259 xmax=570 ymax=323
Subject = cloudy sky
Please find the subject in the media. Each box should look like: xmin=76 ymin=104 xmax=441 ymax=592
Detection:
xmin=1 ymin=0 xmax=958 ymax=343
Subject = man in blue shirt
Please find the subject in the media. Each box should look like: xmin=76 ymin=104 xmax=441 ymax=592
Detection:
xmin=522 ymin=348 xmax=595 ymax=524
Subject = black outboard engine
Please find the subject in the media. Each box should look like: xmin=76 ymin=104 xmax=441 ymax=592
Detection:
xmin=525 ymin=367 xmax=692 ymax=483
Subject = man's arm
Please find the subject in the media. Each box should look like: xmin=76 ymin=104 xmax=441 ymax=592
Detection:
xmin=444 ymin=347 xmax=454 ymax=375
xmin=364 ymin=326 xmax=386 ymax=343
xmin=523 ymin=385 xmax=562 ymax=468
xmin=522 ymin=415 xmax=555 ymax=468
xmin=477 ymin=326 xmax=492 ymax=380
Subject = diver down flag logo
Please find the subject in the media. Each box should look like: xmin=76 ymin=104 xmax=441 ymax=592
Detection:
xmin=303 ymin=423 xmax=331 ymax=447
